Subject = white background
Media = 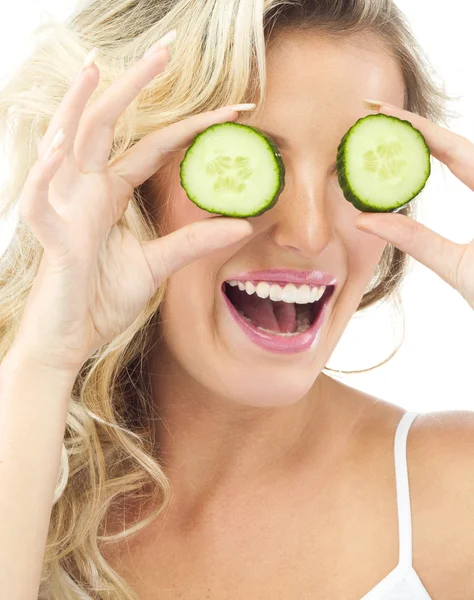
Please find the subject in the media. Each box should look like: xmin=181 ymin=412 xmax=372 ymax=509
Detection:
xmin=0 ymin=0 xmax=472 ymax=412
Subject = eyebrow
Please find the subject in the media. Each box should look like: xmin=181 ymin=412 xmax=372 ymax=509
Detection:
xmin=254 ymin=127 xmax=290 ymax=150
xmin=238 ymin=121 xmax=290 ymax=149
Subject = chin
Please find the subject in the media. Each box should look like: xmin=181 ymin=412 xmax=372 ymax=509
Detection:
xmin=159 ymin=290 xmax=332 ymax=409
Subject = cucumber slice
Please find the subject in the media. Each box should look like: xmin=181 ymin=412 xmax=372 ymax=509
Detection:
xmin=180 ymin=122 xmax=285 ymax=217
xmin=336 ymin=114 xmax=431 ymax=212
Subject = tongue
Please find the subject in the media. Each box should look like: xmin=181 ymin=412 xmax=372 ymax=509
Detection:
xmin=233 ymin=292 xmax=280 ymax=331
xmin=273 ymin=301 xmax=297 ymax=333
xmin=227 ymin=287 xmax=297 ymax=333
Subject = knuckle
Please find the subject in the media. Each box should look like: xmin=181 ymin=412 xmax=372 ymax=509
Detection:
xmin=155 ymin=249 xmax=169 ymax=283
xmin=81 ymin=103 xmax=108 ymax=131
xmin=402 ymin=219 xmax=422 ymax=251
xmin=442 ymin=143 xmax=458 ymax=165
xmin=184 ymin=225 xmax=200 ymax=253
xmin=127 ymin=79 xmax=143 ymax=98
xmin=88 ymin=90 xmax=132 ymax=129
xmin=142 ymin=241 xmax=168 ymax=286
xmin=80 ymin=105 xmax=98 ymax=130
xmin=189 ymin=111 xmax=216 ymax=133
xmin=95 ymin=107 xmax=116 ymax=128
xmin=25 ymin=161 xmax=49 ymax=192
xmin=441 ymin=135 xmax=469 ymax=165
xmin=20 ymin=164 xmax=54 ymax=222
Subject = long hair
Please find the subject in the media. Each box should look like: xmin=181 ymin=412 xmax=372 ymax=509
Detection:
xmin=0 ymin=1 xmax=456 ymax=597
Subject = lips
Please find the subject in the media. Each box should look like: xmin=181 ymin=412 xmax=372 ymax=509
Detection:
xmin=222 ymin=281 xmax=335 ymax=353
xmin=229 ymin=269 xmax=337 ymax=287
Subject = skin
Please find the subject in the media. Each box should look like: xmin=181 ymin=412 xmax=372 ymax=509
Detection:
xmin=146 ymin=30 xmax=398 ymax=488
xmin=145 ymin=32 xmax=400 ymax=504
xmin=104 ymin=32 xmax=474 ymax=598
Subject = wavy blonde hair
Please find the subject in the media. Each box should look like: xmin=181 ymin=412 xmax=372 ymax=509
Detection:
xmin=0 ymin=0 xmax=457 ymax=597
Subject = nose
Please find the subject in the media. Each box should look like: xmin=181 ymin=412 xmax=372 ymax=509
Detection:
xmin=267 ymin=167 xmax=334 ymax=258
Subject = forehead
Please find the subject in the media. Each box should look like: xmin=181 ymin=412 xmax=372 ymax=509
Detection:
xmin=245 ymin=30 xmax=405 ymax=154
xmin=267 ymin=29 xmax=404 ymax=99
xmin=267 ymin=30 xmax=405 ymax=108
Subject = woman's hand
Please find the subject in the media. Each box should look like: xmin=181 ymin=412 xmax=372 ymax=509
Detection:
xmin=354 ymin=101 xmax=473 ymax=310
xmin=14 ymin=42 xmax=253 ymax=375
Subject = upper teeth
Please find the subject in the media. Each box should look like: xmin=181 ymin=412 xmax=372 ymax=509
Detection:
xmin=227 ymin=280 xmax=326 ymax=304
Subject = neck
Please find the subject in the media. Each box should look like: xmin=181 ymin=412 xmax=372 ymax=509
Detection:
xmin=146 ymin=344 xmax=336 ymax=513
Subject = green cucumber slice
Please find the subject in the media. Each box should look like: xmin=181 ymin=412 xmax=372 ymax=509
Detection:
xmin=336 ymin=114 xmax=431 ymax=212
xmin=180 ymin=122 xmax=285 ymax=217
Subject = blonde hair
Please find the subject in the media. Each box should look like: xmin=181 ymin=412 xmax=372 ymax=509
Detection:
xmin=0 ymin=0 xmax=457 ymax=597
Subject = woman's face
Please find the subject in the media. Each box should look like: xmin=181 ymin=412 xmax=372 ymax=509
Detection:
xmin=149 ymin=31 xmax=405 ymax=407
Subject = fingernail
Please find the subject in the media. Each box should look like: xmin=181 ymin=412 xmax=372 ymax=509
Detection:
xmin=363 ymin=98 xmax=386 ymax=111
xmin=83 ymin=48 xmax=98 ymax=69
xmin=75 ymin=47 xmax=98 ymax=81
xmin=43 ymin=128 xmax=65 ymax=162
xmin=142 ymin=29 xmax=177 ymax=59
xmin=217 ymin=103 xmax=256 ymax=112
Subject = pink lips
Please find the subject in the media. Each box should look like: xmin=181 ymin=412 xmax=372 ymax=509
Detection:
xmin=221 ymin=271 xmax=336 ymax=354
xmin=229 ymin=269 xmax=337 ymax=287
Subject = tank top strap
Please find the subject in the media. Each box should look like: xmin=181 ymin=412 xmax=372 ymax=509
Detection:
xmin=394 ymin=410 xmax=419 ymax=570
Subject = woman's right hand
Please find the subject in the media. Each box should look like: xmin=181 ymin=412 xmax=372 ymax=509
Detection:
xmin=13 ymin=40 xmax=254 ymax=376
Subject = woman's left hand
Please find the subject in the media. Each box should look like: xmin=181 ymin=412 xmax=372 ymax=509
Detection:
xmin=354 ymin=101 xmax=474 ymax=310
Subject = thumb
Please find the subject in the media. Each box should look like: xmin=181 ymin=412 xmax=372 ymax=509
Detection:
xmin=140 ymin=218 xmax=253 ymax=286
xmin=355 ymin=212 xmax=465 ymax=290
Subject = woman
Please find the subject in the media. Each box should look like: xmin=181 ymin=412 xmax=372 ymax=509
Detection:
xmin=0 ymin=0 xmax=473 ymax=598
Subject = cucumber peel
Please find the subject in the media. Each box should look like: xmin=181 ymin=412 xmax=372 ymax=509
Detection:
xmin=336 ymin=114 xmax=431 ymax=213
xmin=180 ymin=122 xmax=285 ymax=218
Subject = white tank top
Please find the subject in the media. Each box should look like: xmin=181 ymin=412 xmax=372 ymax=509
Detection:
xmin=360 ymin=411 xmax=432 ymax=599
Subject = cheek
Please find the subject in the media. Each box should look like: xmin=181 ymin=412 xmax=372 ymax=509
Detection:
xmin=348 ymin=227 xmax=388 ymax=277
xmin=158 ymin=156 xmax=212 ymax=233
xmin=330 ymin=186 xmax=388 ymax=276
xmin=170 ymin=185 xmax=210 ymax=229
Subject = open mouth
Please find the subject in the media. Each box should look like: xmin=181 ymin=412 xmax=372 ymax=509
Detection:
xmin=223 ymin=280 xmax=335 ymax=337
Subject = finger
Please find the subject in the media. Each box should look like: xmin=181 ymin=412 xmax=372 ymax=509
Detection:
xmin=74 ymin=46 xmax=171 ymax=173
xmin=20 ymin=147 xmax=67 ymax=254
xmin=110 ymin=107 xmax=247 ymax=188
xmin=38 ymin=52 xmax=100 ymax=164
xmin=36 ymin=55 xmax=102 ymax=194
xmin=355 ymin=212 xmax=467 ymax=290
xmin=366 ymin=101 xmax=474 ymax=190
xmin=140 ymin=218 xmax=253 ymax=287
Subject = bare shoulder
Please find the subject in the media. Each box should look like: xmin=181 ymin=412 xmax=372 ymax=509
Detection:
xmin=408 ymin=409 xmax=474 ymax=500
xmin=332 ymin=376 xmax=474 ymax=596
xmin=352 ymin=389 xmax=474 ymax=597
xmin=407 ymin=409 xmax=474 ymax=594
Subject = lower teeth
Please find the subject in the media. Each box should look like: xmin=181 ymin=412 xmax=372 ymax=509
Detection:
xmin=256 ymin=328 xmax=305 ymax=337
